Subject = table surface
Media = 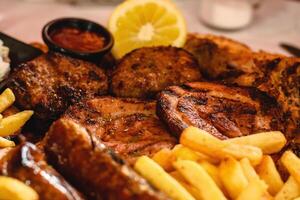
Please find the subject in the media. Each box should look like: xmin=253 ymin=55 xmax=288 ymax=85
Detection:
xmin=0 ymin=0 xmax=299 ymax=55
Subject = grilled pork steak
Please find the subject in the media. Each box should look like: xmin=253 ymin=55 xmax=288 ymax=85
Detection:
xmin=62 ymin=97 xmax=176 ymax=164
xmin=111 ymin=46 xmax=202 ymax=99
xmin=44 ymin=119 xmax=169 ymax=200
xmin=7 ymin=52 xmax=108 ymax=122
xmin=0 ymin=142 xmax=84 ymax=200
xmin=157 ymin=82 xmax=285 ymax=139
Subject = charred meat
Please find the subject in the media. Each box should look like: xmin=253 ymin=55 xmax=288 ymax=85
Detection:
xmin=110 ymin=46 xmax=202 ymax=99
xmin=62 ymin=97 xmax=176 ymax=164
xmin=7 ymin=52 xmax=108 ymax=121
xmin=0 ymin=142 xmax=84 ymax=200
xmin=156 ymin=82 xmax=285 ymax=139
xmin=44 ymin=118 xmax=169 ymax=200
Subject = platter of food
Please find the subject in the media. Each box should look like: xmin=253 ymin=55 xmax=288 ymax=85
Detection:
xmin=0 ymin=0 xmax=299 ymax=199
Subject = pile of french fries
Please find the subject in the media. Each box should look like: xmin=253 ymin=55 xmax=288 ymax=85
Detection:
xmin=134 ymin=126 xmax=300 ymax=200
xmin=0 ymin=88 xmax=37 ymax=200
xmin=0 ymin=88 xmax=33 ymax=148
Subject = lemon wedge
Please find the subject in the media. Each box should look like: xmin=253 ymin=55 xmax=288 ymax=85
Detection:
xmin=108 ymin=0 xmax=187 ymax=59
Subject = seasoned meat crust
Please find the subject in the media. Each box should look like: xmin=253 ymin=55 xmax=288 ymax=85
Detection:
xmin=63 ymin=97 xmax=176 ymax=164
xmin=157 ymin=82 xmax=285 ymax=139
xmin=7 ymin=52 xmax=108 ymax=121
xmin=0 ymin=142 xmax=84 ymax=200
xmin=111 ymin=46 xmax=202 ymax=99
xmin=44 ymin=119 xmax=169 ymax=200
xmin=184 ymin=33 xmax=255 ymax=82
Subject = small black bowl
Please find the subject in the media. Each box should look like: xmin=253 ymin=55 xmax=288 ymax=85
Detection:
xmin=42 ymin=17 xmax=114 ymax=62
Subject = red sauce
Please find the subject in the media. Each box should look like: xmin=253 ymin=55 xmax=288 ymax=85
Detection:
xmin=50 ymin=27 xmax=105 ymax=52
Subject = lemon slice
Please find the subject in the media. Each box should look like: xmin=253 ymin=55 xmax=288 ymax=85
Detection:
xmin=108 ymin=0 xmax=187 ymax=59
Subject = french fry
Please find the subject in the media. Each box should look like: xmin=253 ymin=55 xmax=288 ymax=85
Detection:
xmin=236 ymin=179 xmax=271 ymax=200
xmin=0 ymin=176 xmax=38 ymax=200
xmin=174 ymin=160 xmax=227 ymax=200
xmin=152 ymin=148 xmax=174 ymax=171
xmin=219 ymin=157 xmax=248 ymax=199
xmin=0 ymin=88 xmax=15 ymax=113
xmin=180 ymin=127 xmax=227 ymax=156
xmin=257 ymin=155 xmax=284 ymax=195
xmin=198 ymin=160 xmax=224 ymax=190
xmin=172 ymin=145 xmax=219 ymax=164
xmin=0 ymin=110 xmax=33 ymax=137
xmin=0 ymin=114 xmax=2 ymax=120
xmin=275 ymin=176 xmax=300 ymax=200
xmin=134 ymin=156 xmax=195 ymax=200
xmin=280 ymin=151 xmax=300 ymax=186
xmin=180 ymin=127 xmax=262 ymax=165
xmin=169 ymin=171 xmax=203 ymax=200
xmin=226 ymin=131 xmax=286 ymax=154
xmin=0 ymin=137 xmax=15 ymax=148
xmin=222 ymin=143 xmax=263 ymax=166
xmin=240 ymin=158 xmax=261 ymax=183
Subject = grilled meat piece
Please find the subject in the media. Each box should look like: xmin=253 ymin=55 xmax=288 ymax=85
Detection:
xmin=110 ymin=46 xmax=202 ymax=99
xmin=184 ymin=33 xmax=256 ymax=82
xmin=0 ymin=142 xmax=84 ymax=200
xmin=62 ymin=97 xmax=176 ymax=164
xmin=257 ymin=57 xmax=300 ymax=137
xmin=44 ymin=118 xmax=169 ymax=200
xmin=7 ymin=52 xmax=108 ymax=121
xmin=157 ymin=82 xmax=285 ymax=139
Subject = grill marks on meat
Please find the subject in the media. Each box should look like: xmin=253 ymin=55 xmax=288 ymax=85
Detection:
xmin=63 ymin=97 xmax=176 ymax=164
xmin=7 ymin=53 xmax=108 ymax=121
xmin=0 ymin=142 xmax=84 ymax=200
xmin=111 ymin=46 xmax=202 ymax=99
xmin=44 ymin=119 xmax=169 ymax=200
xmin=157 ymin=82 xmax=284 ymax=139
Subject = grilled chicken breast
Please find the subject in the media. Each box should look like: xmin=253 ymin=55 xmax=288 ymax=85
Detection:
xmin=44 ymin=118 xmax=169 ymax=200
xmin=157 ymin=82 xmax=285 ymax=139
xmin=111 ymin=46 xmax=202 ymax=99
xmin=62 ymin=97 xmax=176 ymax=164
xmin=7 ymin=52 xmax=108 ymax=122
xmin=0 ymin=142 xmax=84 ymax=200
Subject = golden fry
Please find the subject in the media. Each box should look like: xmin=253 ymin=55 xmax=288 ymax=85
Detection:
xmin=174 ymin=160 xmax=226 ymax=200
xmin=226 ymin=131 xmax=286 ymax=154
xmin=257 ymin=155 xmax=284 ymax=195
xmin=239 ymin=158 xmax=261 ymax=183
xmin=275 ymin=176 xmax=300 ymax=200
xmin=0 ymin=137 xmax=15 ymax=148
xmin=222 ymin=143 xmax=263 ymax=165
xmin=0 ymin=176 xmax=38 ymax=200
xmin=180 ymin=127 xmax=262 ymax=165
xmin=219 ymin=157 xmax=248 ymax=199
xmin=152 ymin=148 xmax=174 ymax=171
xmin=134 ymin=156 xmax=195 ymax=200
xmin=280 ymin=151 xmax=300 ymax=186
xmin=198 ymin=160 xmax=224 ymax=190
xmin=0 ymin=88 xmax=15 ymax=113
xmin=237 ymin=179 xmax=271 ymax=200
xmin=0 ymin=110 xmax=33 ymax=137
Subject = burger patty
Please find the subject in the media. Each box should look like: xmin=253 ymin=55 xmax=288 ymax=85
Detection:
xmin=62 ymin=96 xmax=177 ymax=164
xmin=110 ymin=46 xmax=202 ymax=99
xmin=7 ymin=52 xmax=108 ymax=121
xmin=156 ymin=82 xmax=285 ymax=139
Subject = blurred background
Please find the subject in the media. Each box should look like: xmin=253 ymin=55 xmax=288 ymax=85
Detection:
xmin=0 ymin=0 xmax=299 ymax=55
